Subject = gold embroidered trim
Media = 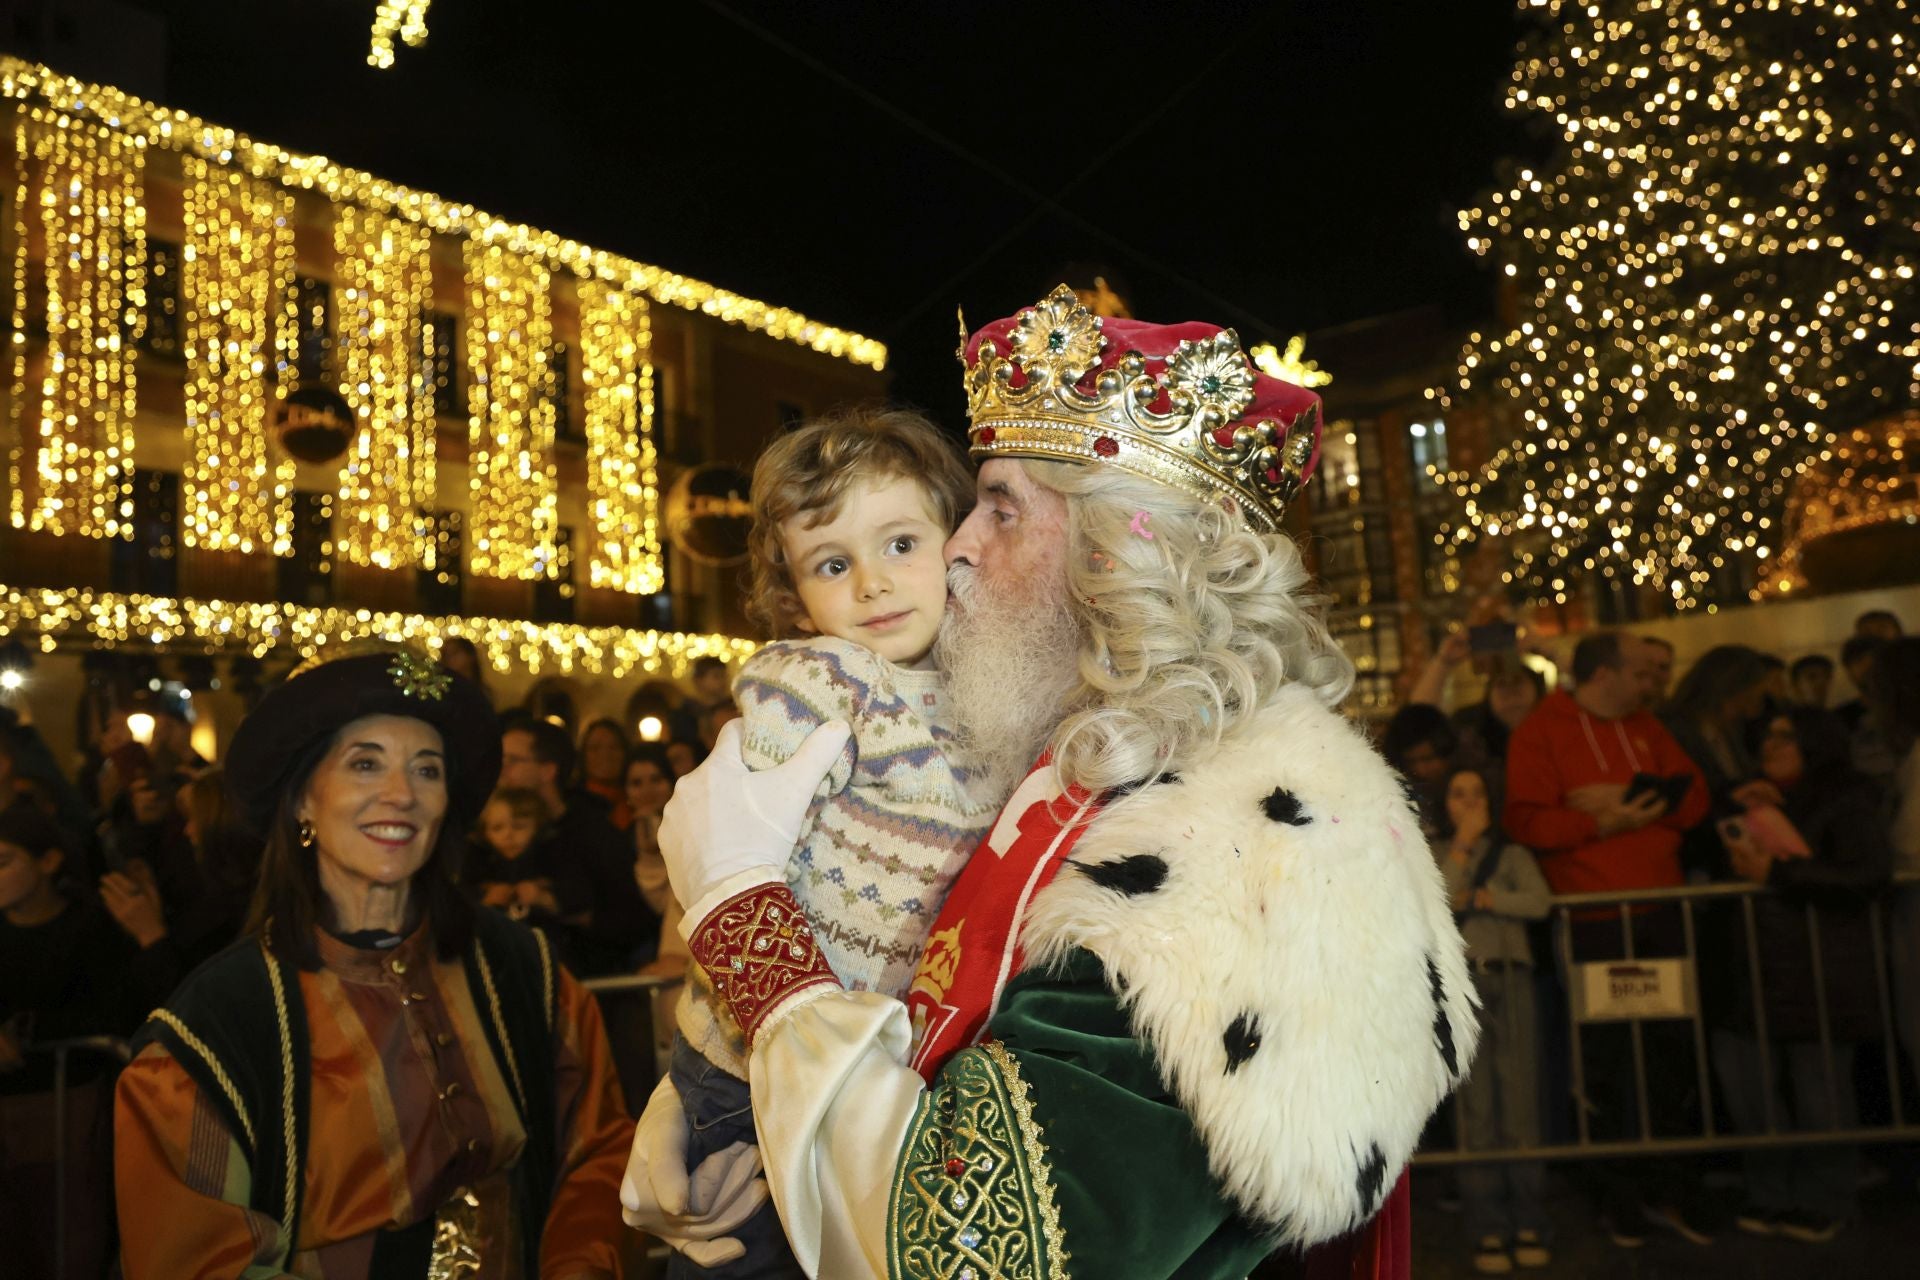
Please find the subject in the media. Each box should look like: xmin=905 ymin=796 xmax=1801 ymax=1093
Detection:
xmin=261 ymin=944 xmax=299 ymax=1239
xmin=148 ymin=1009 xmax=256 ymax=1150
xmin=532 ymin=927 xmax=554 ymax=1030
xmin=475 ymin=943 xmax=527 ymax=1109
xmin=886 ymin=1041 xmax=1067 ymax=1280
xmin=983 ymin=1042 xmax=1069 ymax=1280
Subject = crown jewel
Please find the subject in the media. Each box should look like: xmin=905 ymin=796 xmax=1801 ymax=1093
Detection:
xmin=961 ymin=285 xmax=1320 ymax=531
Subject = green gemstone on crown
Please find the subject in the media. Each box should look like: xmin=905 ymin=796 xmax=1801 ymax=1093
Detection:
xmin=1201 ymin=375 xmax=1222 ymax=395
xmin=1047 ymin=329 xmax=1066 ymax=352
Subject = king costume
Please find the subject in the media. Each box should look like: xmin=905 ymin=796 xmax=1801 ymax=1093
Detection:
xmin=664 ymin=287 xmax=1480 ymax=1279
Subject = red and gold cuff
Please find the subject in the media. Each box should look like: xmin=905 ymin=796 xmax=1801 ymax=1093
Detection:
xmin=686 ymin=880 xmax=840 ymax=1045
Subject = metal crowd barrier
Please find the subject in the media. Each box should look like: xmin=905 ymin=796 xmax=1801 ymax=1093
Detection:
xmin=25 ymin=1035 xmax=133 ymax=1280
xmin=1417 ymin=874 xmax=1920 ymax=1165
xmin=582 ymin=970 xmax=684 ymax=1102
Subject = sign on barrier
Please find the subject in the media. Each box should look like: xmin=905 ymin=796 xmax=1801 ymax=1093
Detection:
xmin=1572 ymin=957 xmax=1695 ymax=1022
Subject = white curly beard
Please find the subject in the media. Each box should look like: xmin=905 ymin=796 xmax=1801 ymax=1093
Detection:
xmin=935 ymin=561 xmax=1083 ymax=809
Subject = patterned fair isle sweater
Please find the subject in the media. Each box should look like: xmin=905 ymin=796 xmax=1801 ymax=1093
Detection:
xmin=676 ymin=635 xmax=998 ymax=1078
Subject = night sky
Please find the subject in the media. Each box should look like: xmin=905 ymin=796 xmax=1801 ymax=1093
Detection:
xmin=133 ymin=0 xmax=1525 ymax=416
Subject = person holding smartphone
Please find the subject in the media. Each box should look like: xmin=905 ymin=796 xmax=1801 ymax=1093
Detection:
xmin=1503 ymin=631 xmax=1712 ymax=1248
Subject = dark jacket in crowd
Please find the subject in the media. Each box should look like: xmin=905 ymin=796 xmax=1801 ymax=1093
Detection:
xmin=1721 ymin=709 xmax=1892 ymax=1042
xmin=540 ymin=790 xmax=657 ymax=976
xmin=0 ymin=897 xmax=151 ymax=1093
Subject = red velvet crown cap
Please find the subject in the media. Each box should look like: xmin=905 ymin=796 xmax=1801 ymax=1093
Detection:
xmin=963 ymin=312 xmax=1324 ymax=487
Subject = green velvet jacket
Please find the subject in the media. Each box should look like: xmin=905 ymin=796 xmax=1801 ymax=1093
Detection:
xmin=890 ymin=949 xmax=1281 ymax=1280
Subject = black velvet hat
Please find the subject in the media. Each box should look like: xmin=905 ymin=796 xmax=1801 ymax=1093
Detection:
xmin=224 ymin=649 xmax=501 ymax=838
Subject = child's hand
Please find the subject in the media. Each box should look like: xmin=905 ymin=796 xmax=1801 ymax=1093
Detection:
xmin=516 ymin=880 xmax=559 ymax=913
xmin=480 ymin=882 xmax=516 ymax=909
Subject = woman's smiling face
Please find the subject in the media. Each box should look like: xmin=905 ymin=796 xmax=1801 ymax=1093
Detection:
xmin=299 ymin=714 xmax=448 ymax=899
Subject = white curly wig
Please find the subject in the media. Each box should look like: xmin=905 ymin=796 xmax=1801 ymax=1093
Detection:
xmin=1018 ymin=458 xmax=1355 ymax=794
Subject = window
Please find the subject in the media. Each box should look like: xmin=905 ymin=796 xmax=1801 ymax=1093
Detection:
xmin=533 ymin=525 xmax=576 ymax=622
xmin=423 ymin=310 xmax=459 ymax=417
xmin=548 ymin=340 xmax=575 ymax=440
xmin=1330 ymin=612 xmax=1402 ymax=715
xmin=1316 ymin=515 xmax=1397 ymax=609
xmin=418 ymin=509 xmax=464 ymax=615
xmin=286 ymin=275 xmax=333 ymax=388
xmin=110 ymin=468 xmax=178 ymax=595
xmin=1407 ymin=419 xmax=1450 ymax=493
xmin=140 ymin=241 xmax=182 ymax=359
xmin=277 ymin=490 xmax=335 ymax=606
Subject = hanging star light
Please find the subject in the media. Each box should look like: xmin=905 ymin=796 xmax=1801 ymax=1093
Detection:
xmin=1436 ymin=0 xmax=1920 ymax=610
xmin=369 ymin=2 xmax=433 ymax=70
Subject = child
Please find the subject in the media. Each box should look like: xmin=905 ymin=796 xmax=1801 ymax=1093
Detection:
xmin=470 ymin=788 xmax=561 ymax=928
xmin=667 ymin=406 xmax=995 ymax=1279
xmin=1433 ymin=763 xmax=1554 ymax=1275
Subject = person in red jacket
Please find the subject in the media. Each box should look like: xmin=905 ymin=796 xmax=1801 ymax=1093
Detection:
xmin=1503 ymin=631 xmax=1715 ymax=1250
xmin=1506 ymin=632 xmax=1708 ymax=896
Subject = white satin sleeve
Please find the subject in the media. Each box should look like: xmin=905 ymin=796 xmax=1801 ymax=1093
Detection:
xmin=746 ymin=989 xmax=927 ymax=1279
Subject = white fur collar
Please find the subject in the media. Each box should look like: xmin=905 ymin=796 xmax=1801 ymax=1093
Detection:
xmin=1022 ymin=684 xmax=1478 ymax=1247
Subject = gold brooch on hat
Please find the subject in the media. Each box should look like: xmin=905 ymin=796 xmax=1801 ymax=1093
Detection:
xmin=388 ymin=651 xmax=453 ymax=701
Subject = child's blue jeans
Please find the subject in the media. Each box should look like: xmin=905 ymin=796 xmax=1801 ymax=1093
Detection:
xmin=664 ymin=1032 xmax=807 ymax=1279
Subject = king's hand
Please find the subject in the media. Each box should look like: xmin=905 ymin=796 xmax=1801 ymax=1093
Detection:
xmin=657 ymin=717 xmax=852 ymax=915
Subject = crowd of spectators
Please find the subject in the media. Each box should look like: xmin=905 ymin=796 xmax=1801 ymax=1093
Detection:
xmin=6 ymin=612 xmax=1919 ymax=1275
xmin=0 ymin=647 xmax=732 ymax=1277
xmin=1385 ymin=608 xmax=1920 ymax=1273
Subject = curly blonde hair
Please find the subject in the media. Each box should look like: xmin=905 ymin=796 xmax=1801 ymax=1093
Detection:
xmin=1019 ymin=459 xmax=1354 ymax=793
xmin=745 ymin=406 xmax=973 ymax=638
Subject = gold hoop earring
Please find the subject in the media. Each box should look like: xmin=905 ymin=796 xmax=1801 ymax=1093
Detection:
xmin=298 ymin=818 xmax=317 ymax=849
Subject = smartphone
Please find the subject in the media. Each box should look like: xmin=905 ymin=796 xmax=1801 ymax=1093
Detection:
xmin=1623 ymin=772 xmax=1665 ymax=806
xmin=1624 ymin=772 xmax=1689 ymax=810
xmin=1468 ymin=622 xmax=1519 ymax=655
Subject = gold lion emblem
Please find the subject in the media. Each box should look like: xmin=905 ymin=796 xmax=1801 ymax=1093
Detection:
xmin=909 ymin=920 xmax=965 ymax=1005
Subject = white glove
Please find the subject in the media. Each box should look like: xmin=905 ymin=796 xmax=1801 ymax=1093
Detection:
xmin=619 ymin=1075 xmax=773 ymax=1266
xmin=658 ymin=716 xmax=852 ymax=911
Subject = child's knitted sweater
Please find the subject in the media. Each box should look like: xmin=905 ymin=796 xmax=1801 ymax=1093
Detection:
xmin=675 ymin=636 xmax=996 ymax=1078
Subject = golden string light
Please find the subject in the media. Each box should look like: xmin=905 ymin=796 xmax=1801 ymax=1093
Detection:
xmin=335 ymin=206 xmax=436 ymax=569
xmin=1437 ymin=0 xmax=1920 ymax=609
xmin=465 ymin=237 xmax=558 ymax=580
xmin=1760 ymin=409 xmax=1920 ymax=594
xmin=578 ymin=280 xmax=663 ymax=594
xmin=0 ymin=581 xmax=756 ymax=677
xmin=8 ymin=108 xmax=145 ymax=537
xmin=0 ymin=57 xmax=886 ymax=369
xmin=369 ymin=1 xmax=433 ymax=69
xmin=179 ymin=155 xmax=297 ymax=555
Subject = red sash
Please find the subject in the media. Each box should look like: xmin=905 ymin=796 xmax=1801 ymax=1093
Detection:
xmin=901 ymin=756 xmax=1410 ymax=1280
xmin=904 ymin=755 xmax=1100 ymax=1076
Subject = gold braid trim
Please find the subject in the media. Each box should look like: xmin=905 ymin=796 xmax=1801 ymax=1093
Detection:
xmin=261 ymin=944 xmax=299 ymax=1242
xmin=886 ymin=1041 xmax=1068 ymax=1280
xmin=532 ymin=927 xmax=554 ymax=1030
xmin=475 ymin=943 xmax=527 ymax=1110
xmin=147 ymin=1009 xmax=256 ymax=1150
xmin=983 ymin=1043 xmax=1069 ymax=1280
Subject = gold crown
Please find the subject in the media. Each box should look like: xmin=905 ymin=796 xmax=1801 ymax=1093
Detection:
xmin=959 ymin=285 xmax=1320 ymax=532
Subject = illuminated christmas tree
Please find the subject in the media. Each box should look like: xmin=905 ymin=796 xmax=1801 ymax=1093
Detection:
xmin=1436 ymin=0 xmax=1919 ymax=610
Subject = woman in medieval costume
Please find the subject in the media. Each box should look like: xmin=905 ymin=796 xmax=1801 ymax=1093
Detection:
xmin=114 ymin=649 xmax=635 ymax=1278
xmin=620 ymin=287 xmax=1478 ymax=1279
